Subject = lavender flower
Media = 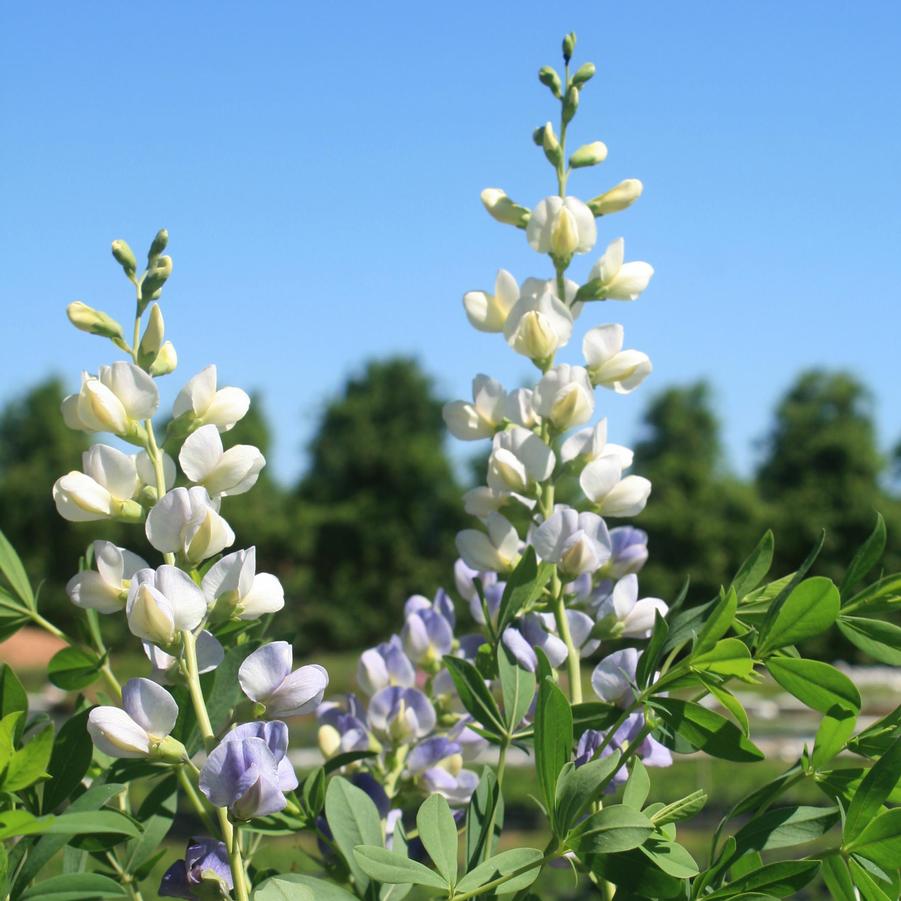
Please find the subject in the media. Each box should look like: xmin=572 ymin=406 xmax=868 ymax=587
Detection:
xmin=591 ymin=574 xmax=667 ymax=639
xmin=575 ymin=713 xmax=671 ymax=787
xmin=591 ymin=648 xmax=640 ymax=707
xmin=531 ymin=505 xmax=611 ymax=578
xmin=502 ymin=613 xmax=568 ymax=672
xmin=407 ymin=736 xmax=479 ymax=805
xmin=606 ymin=526 xmax=649 ymax=578
xmin=159 ymin=837 xmax=233 ymax=899
xmin=317 ymin=695 xmax=371 ymax=758
xmin=401 ymin=591 xmax=455 ymax=665
xmin=357 ymin=635 xmax=416 ymax=696
xmin=238 ymin=641 xmax=329 ymax=717
xmin=368 ymin=686 xmax=436 ymax=743
xmin=199 ymin=721 xmax=298 ymax=819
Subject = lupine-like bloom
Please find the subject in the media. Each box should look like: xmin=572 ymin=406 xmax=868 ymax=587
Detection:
xmin=587 ymin=238 xmax=654 ymax=301
xmin=462 ymin=486 xmax=526 ymax=517
xmin=66 ymin=540 xmax=148 ymax=613
xmin=531 ymin=506 xmax=611 ymax=579
xmin=487 ymin=426 xmax=555 ymax=495
xmin=179 ymin=424 xmax=265 ymax=498
xmin=591 ymin=574 xmax=667 ymax=639
xmin=62 ymin=362 xmax=159 ymax=438
xmin=238 ymin=641 xmax=329 ymax=717
xmin=401 ymin=592 xmax=455 ymax=665
xmin=533 ymin=364 xmax=595 ymax=430
xmin=503 ymin=282 xmax=574 ymax=361
xmin=145 ymin=486 xmax=235 ymax=563
xmin=144 ymin=631 xmax=224 ymax=683
xmin=125 ymin=565 xmax=207 ymax=645
xmin=454 ymin=561 xmax=505 ymax=628
xmin=559 ymin=419 xmax=633 ymax=468
xmin=526 ymin=196 xmax=596 ymax=257
xmin=202 ymin=547 xmax=285 ymax=621
xmin=159 ymin=837 xmax=233 ymax=899
xmin=591 ymin=648 xmax=640 ymax=707
xmin=407 ymin=737 xmax=479 ymax=805
xmin=502 ymin=613 xmax=568 ymax=672
xmin=172 ymin=365 xmax=250 ymax=432
xmin=199 ymin=721 xmax=298 ymax=819
xmin=462 ymin=270 xmax=519 ymax=333
xmin=456 ymin=512 xmax=522 ymax=572
xmin=583 ymin=324 xmax=652 ymax=394
xmin=443 ymin=375 xmax=507 ymax=440
xmin=357 ymin=636 xmax=416 ymax=696
xmin=53 ymin=445 xmax=142 ymax=523
xmin=317 ymin=695 xmax=371 ymax=758
xmin=606 ymin=526 xmax=649 ymax=578
xmin=504 ymin=387 xmax=541 ymax=428
xmin=580 ymin=455 xmax=652 ymax=518
xmin=368 ymin=686 xmax=436 ymax=743
xmin=87 ymin=677 xmax=183 ymax=760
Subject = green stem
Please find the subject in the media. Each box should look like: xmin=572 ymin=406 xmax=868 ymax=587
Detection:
xmin=181 ymin=629 xmax=250 ymax=901
xmin=551 ymin=578 xmax=582 ymax=704
xmin=480 ymin=741 xmax=509 ymax=864
xmin=452 ymin=852 xmax=555 ymax=901
xmin=177 ymin=765 xmax=217 ymax=835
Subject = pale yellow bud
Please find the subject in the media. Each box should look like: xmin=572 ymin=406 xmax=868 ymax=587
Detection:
xmin=480 ymin=189 xmax=531 ymax=228
xmin=570 ymin=141 xmax=608 ymax=169
xmin=550 ymin=206 xmax=579 ymax=258
xmin=150 ymin=341 xmax=178 ymax=377
xmin=588 ymin=179 xmax=644 ymax=216
xmin=67 ymin=302 xmax=125 ymax=341
xmin=140 ymin=304 xmax=165 ymax=359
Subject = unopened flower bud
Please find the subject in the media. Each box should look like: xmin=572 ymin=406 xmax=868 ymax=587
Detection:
xmin=148 ymin=228 xmax=168 ymax=263
xmin=572 ymin=62 xmax=596 ymax=87
xmin=479 ymin=189 xmax=531 ymax=229
xmin=111 ymin=240 xmax=137 ymax=279
xmin=139 ymin=304 xmax=165 ymax=364
xmin=151 ymin=734 xmax=188 ymax=764
xmin=140 ymin=255 xmax=173 ymax=309
xmin=538 ymin=66 xmax=562 ymax=98
xmin=588 ymin=179 xmax=644 ymax=216
xmin=562 ymin=85 xmax=579 ymax=125
xmin=532 ymin=126 xmax=546 ymax=147
xmin=562 ymin=32 xmax=576 ymax=64
xmin=542 ymin=122 xmax=562 ymax=166
xmin=150 ymin=341 xmax=178 ymax=377
xmin=318 ymin=724 xmax=341 ymax=758
xmin=570 ymin=141 xmax=608 ymax=169
xmin=66 ymin=302 xmax=125 ymax=341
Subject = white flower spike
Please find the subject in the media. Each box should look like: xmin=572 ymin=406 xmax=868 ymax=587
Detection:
xmin=179 ymin=424 xmax=265 ymax=497
xmin=532 ymin=364 xmax=595 ymax=430
xmin=588 ymin=238 xmax=654 ymax=301
xmin=583 ymin=324 xmax=652 ymax=394
xmin=526 ymin=196 xmax=596 ymax=257
xmin=62 ymin=362 xmax=159 ymax=438
xmin=202 ymin=547 xmax=285 ymax=621
xmin=173 ymin=364 xmax=250 ymax=432
xmin=145 ymin=486 xmax=235 ymax=564
xmin=125 ymin=565 xmax=208 ymax=645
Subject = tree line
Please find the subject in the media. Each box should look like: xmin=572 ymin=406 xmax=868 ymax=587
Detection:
xmin=1 ymin=360 xmax=898 ymax=659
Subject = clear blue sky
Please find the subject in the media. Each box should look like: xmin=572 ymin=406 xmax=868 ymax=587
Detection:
xmin=3 ymin=1 xmax=900 ymax=483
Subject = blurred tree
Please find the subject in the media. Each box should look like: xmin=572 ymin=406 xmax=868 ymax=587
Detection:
xmin=756 ymin=369 xmax=901 ymax=585
xmin=294 ymin=357 xmax=467 ymax=650
xmin=632 ymin=382 xmax=766 ymax=603
xmin=0 ymin=378 xmax=96 ymax=629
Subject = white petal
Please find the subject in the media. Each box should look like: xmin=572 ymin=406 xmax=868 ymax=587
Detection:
xmin=599 ymin=476 xmax=652 ymax=517
xmin=207 ymin=445 xmax=265 ymax=496
xmin=239 ymin=573 xmax=285 ymax=619
xmin=66 ymin=571 xmax=123 ymax=613
xmin=204 ymin=387 xmax=250 ymax=430
xmin=102 ymin=362 xmax=159 ymax=420
xmin=582 ymin=324 xmax=624 ymax=366
xmin=179 ymin=424 xmax=224 ymax=483
xmin=238 ymin=641 xmax=293 ymax=703
xmin=146 ymin=488 xmax=194 ymax=553
xmin=83 ymin=445 xmax=139 ymax=500
xmin=608 ymin=262 xmax=654 ymax=301
xmin=456 ymin=530 xmax=502 ymax=572
xmin=154 ymin=565 xmax=207 ymax=631
xmin=87 ymin=707 xmax=150 ymax=758
xmin=53 ymin=473 xmax=113 ymax=521
xmin=121 ymin=677 xmax=178 ymax=737
xmin=443 ymin=401 xmax=492 ymax=440
xmin=267 ymin=664 xmax=329 ymax=717
xmin=579 ymin=457 xmax=623 ymax=504
xmin=202 ymin=550 xmax=244 ymax=605
xmin=174 ymin=365 xmax=216 ymax=418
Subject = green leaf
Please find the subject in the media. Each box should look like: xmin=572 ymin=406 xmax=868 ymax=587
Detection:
xmin=848 ymin=704 xmax=901 ymax=758
xmin=571 ymin=701 xmax=620 ymax=738
xmin=731 ymin=530 xmax=775 ymax=599
xmin=700 ymin=678 xmax=751 ymax=735
xmin=0 ymin=529 xmax=34 ymax=609
xmin=252 ymin=878 xmax=316 ymax=900
xmin=819 ymin=852 xmax=856 ymax=901
xmin=837 ymin=616 xmax=901 ymax=665
xmin=846 ymin=808 xmax=901 ymax=870
xmin=497 ymin=644 xmax=535 ymax=732
xmin=352 ymin=846 xmax=447 ymax=890
xmin=0 ymin=664 xmax=27 ymax=742
xmin=3 ymin=723 xmax=53 ymax=791
xmin=639 ymin=840 xmax=699 ymax=878
xmin=568 ymin=805 xmax=654 ymax=855
xmin=47 ymin=648 xmax=104 ymax=692
xmin=811 ymin=706 xmax=857 ymax=770
xmin=200 ymin=639 xmax=263 ymax=743
xmin=622 ymin=758 xmax=650 ymax=809
xmin=841 ymin=512 xmax=886 ymax=599
xmin=443 ymin=656 xmax=505 ymax=738
xmin=416 ymin=794 xmax=458 ymax=886
xmin=730 ymin=806 xmax=839 ymax=859
xmin=534 ymin=676 xmax=572 ymax=833
xmin=695 ymin=588 xmax=738 ymax=655
xmin=756 ymin=577 xmax=840 ymax=656
xmin=252 ymin=875 xmax=356 ymax=901
xmin=636 ymin=610 xmax=668 ymax=688
xmin=496 ymin=547 xmax=553 ymax=633
xmin=465 ymin=767 xmax=503 ymax=869
xmin=652 ymin=698 xmax=764 ymax=762
xmin=690 ymin=637 xmax=755 ymax=679
xmin=324 ymin=777 xmax=384 ymax=894
xmin=707 ymin=859 xmax=820 ymax=899
xmin=847 ymin=858 xmax=895 ymax=901
xmin=844 ymin=735 xmax=901 ymax=840
xmin=18 ymin=873 xmax=128 ymax=899
xmin=766 ymin=657 xmax=860 ymax=714
xmin=42 ymin=710 xmax=93 ymax=813
xmin=650 ymin=789 xmax=707 ymax=826
xmin=554 ymin=751 xmax=622 ymax=834
xmin=454 ymin=848 xmax=544 ymax=895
